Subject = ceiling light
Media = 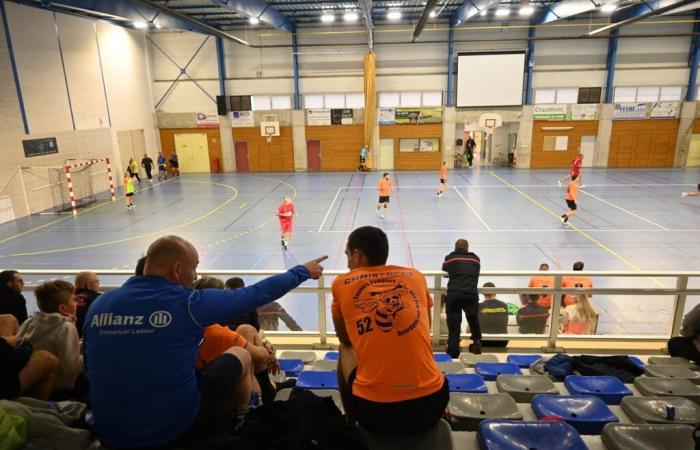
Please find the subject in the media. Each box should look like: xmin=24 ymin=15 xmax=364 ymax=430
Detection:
xmin=387 ymin=10 xmax=402 ymax=20
xmin=600 ymin=3 xmax=617 ymax=12
xmin=429 ymin=10 xmax=437 ymax=18
xmin=495 ymin=7 xmax=509 ymax=17
xmin=154 ymin=23 xmax=162 ymax=29
xmin=344 ymin=11 xmax=359 ymax=22
xmin=249 ymin=17 xmax=260 ymax=25
xmin=133 ymin=21 xmax=148 ymax=29
xmin=479 ymin=9 xmax=488 ymax=16
xmin=321 ymin=13 xmax=335 ymax=22
xmin=519 ymin=5 xmax=534 ymax=15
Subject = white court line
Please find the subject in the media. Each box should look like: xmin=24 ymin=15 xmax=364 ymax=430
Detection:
xmin=317 ymin=187 xmax=342 ymax=232
xmin=315 ymin=228 xmax=700 ymax=233
xmin=342 ymin=183 xmax=695 ymax=189
xmin=580 ymin=190 xmax=670 ymax=231
xmin=452 ymin=187 xmax=492 ymax=231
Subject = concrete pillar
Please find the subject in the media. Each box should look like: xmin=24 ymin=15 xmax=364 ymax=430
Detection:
xmin=516 ymin=105 xmax=533 ymax=168
xmin=292 ymin=109 xmax=307 ymax=171
xmin=218 ymin=114 xmax=236 ymax=172
xmin=595 ymin=103 xmax=614 ymax=167
xmin=371 ymin=120 xmax=380 ymax=170
xmin=443 ymin=106 xmax=456 ymax=168
xmin=674 ymin=101 xmax=697 ymax=167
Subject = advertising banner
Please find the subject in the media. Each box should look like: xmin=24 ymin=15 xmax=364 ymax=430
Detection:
xmin=650 ymin=102 xmax=680 ymax=118
xmin=331 ymin=109 xmax=353 ymax=125
xmin=307 ymin=109 xmax=331 ymax=125
xmin=394 ymin=108 xmax=443 ymax=124
xmin=378 ymin=108 xmax=395 ymax=124
xmin=533 ymin=104 xmax=567 ymax=120
xmin=231 ymin=111 xmax=254 ymax=127
xmin=195 ymin=113 xmax=219 ymax=128
xmin=570 ymin=104 xmax=598 ymax=121
xmin=614 ymin=103 xmax=648 ymax=119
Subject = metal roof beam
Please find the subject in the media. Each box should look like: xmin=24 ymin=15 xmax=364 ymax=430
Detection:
xmin=413 ymin=0 xmax=439 ymax=41
xmin=359 ymin=0 xmax=373 ymax=50
xmin=588 ymin=0 xmax=698 ymax=35
xmin=536 ymin=0 xmax=599 ymax=24
xmin=450 ymin=0 xmax=500 ymax=28
xmin=210 ymin=0 xmax=295 ymax=32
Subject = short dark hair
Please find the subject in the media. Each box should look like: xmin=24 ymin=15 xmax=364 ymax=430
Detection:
xmin=225 ymin=277 xmax=245 ymax=290
xmin=483 ymin=282 xmax=495 ymax=288
xmin=529 ymin=293 xmax=539 ymax=303
xmin=0 ymin=270 xmax=18 ymax=287
xmin=193 ymin=276 xmax=225 ymax=290
xmin=347 ymin=226 xmax=389 ymax=266
xmin=382 ymin=172 xmax=389 ymax=178
xmin=455 ymin=239 xmax=469 ymax=252
xmin=135 ymin=256 xmax=146 ymax=276
xmin=35 ymin=280 xmax=75 ymax=313
xmin=573 ymin=261 xmax=584 ymax=271
xmin=539 ymin=263 xmax=549 ymax=270
xmin=572 ymin=174 xmax=578 ymax=181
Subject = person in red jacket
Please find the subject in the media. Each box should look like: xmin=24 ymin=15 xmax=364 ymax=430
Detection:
xmin=559 ymin=153 xmax=584 ymax=187
xmin=277 ymin=196 xmax=297 ymax=251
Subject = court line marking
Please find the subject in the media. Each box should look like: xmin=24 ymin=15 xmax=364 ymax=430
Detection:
xmin=452 ymin=187 xmax=492 ymax=231
xmin=341 ymin=183 xmax=695 ymax=189
xmin=488 ymin=171 xmax=666 ymax=288
xmin=318 ymin=187 xmax=342 ymax=232
xmin=580 ymin=190 xmax=669 ymax=231
xmin=238 ymin=202 xmax=247 ymax=209
xmin=315 ymin=228 xmax=700 ymax=233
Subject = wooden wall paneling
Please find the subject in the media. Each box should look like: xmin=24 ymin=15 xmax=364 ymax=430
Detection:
xmin=608 ymin=119 xmax=679 ymax=168
xmin=693 ymin=119 xmax=700 ymax=134
xmin=232 ymin=126 xmax=294 ymax=172
xmin=530 ymin=121 xmax=599 ymax=169
xmin=305 ymin=125 xmax=364 ymax=171
xmin=379 ymin=124 xmax=443 ymax=170
xmin=159 ymin=128 xmax=222 ymax=172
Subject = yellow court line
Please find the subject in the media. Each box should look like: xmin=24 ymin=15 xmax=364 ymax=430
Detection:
xmin=488 ymin=171 xmax=666 ymax=288
xmin=0 ymin=178 xmax=175 ymax=246
xmin=239 ymin=202 xmax=247 ymax=209
xmin=2 ymin=180 xmax=237 ymax=258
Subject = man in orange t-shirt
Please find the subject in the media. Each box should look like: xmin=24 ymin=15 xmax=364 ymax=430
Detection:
xmin=436 ymin=161 xmax=448 ymax=197
xmin=527 ymin=263 xmax=554 ymax=308
xmin=332 ymin=226 xmax=448 ymax=436
xmin=562 ymin=261 xmax=593 ymax=307
xmin=560 ymin=174 xmax=579 ymax=225
xmin=376 ymin=173 xmax=394 ymax=219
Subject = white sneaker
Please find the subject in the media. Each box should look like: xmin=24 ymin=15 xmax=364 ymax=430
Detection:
xmin=558 ymin=180 xmax=562 ymax=187
xmin=131 ymin=205 xmax=135 ymax=209
xmin=580 ymin=184 xmax=586 ymax=188
xmin=682 ymin=192 xmax=689 ymax=197
xmin=381 ymin=213 xmax=385 ymax=219
xmin=376 ymin=209 xmax=381 ymax=217
xmin=559 ymin=216 xmax=565 ymax=224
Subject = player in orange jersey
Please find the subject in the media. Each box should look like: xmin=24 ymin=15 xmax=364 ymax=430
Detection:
xmin=560 ymin=174 xmax=579 ymax=225
xmin=376 ymin=173 xmax=394 ymax=219
xmin=436 ymin=161 xmax=448 ymax=197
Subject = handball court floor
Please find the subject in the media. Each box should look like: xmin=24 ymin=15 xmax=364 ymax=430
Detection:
xmin=0 ymin=168 xmax=698 ymax=336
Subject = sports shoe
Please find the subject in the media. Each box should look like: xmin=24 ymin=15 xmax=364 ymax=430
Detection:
xmin=282 ymin=240 xmax=288 ymax=251
xmin=559 ymin=215 xmax=565 ymax=224
xmin=558 ymin=180 xmax=562 ymax=187
xmin=468 ymin=341 xmax=482 ymax=355
xmin=376 ymin=209 xmax=381 ymax=217
xmin=580 ymin=184 xmax=586 ymax=188
xmin=682 ymin=192 xmax=689 ymax=197
xmin=380 ymin=213 xmax=385 ymax=219
xmin=436 ymin=192 xmax=441 ymax=197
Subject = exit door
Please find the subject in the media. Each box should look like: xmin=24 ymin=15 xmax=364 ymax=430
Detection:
xmin=307 ymin=140 xmax=321 ymax=171
xmin=580 ymin=135 xmax=596 ymax=167
xmin=235 ymin=142 xmax=250 ymax=173
xmin=174 ymin=133 xmax=210 ymax=173
xmin=379 ymin=139 xmax=394 ymax=170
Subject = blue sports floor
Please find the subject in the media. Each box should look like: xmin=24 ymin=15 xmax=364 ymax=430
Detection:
xmin=1 ymin=168 xmax=698 ymax=335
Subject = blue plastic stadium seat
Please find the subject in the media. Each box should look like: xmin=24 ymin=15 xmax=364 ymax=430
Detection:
xmin=296 ymin=370 xmax=339 ymax=389
xmin=628 ymin=356 xmax=645 ymax=369
xmin=475 ymin=362 xmax=522 ymax=381
xmin=324 ymin=351 xmax=339 ymax=360
xmin=278 ymin=359 xmax=304 ymax=377
xmin=564 ymin=376 xmax=633 ymax=405
xmin=446 ymin=373 xmax=488 ymax=393
xmin=532 ymin=395 xmax=618 ymax=435
xmin=507 ymin=354 xmax=542 ymax=368
xmin=478 ymin=420 xmax=587 ymax=450
xmin=433 ymin=353 xmax=453 ymax=363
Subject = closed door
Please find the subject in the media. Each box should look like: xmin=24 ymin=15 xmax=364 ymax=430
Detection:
xmin=307 ymin=140 xmax=321 ymax=171
xmin=687 ymin=135 xmax=700 ymax=167
xmin=580 ymin=135 xmax=596 ymax=167
xmin=379 ymin=139 xmax=394 ymax=170
xmin=174 ymin=133 xmax=210 ymax=173
xmin=235 ymin=142 xmax=250 ymax=172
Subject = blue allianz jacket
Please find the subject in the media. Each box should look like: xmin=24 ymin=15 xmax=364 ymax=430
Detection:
xmin=84 ymin=266 xmax=310 ymax=448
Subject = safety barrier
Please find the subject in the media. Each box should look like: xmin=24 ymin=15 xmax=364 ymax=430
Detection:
xmin=18 ymin=269 xmax=700 ymax=352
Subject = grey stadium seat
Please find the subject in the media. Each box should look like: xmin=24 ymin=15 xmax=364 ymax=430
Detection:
xmin=648 ymin=356 xmax=698 ymax=369
xmin=644 ymin=365 xmax=700 ymax=383
xmin=447 ymin=392 xmax=522 ymax=431
xmin=496 ymin=374 xmax=559 ymax=402
xmin=359 ymin=418 xmax=454 ymax=450
xmin=460 ymin=354 xmax=499 ymax=367
xmin=274 ymin=388 xmax=292 ymax=402
xmin=279 ymin=351 xmax=316 ymax=364
xmin=437 ymin=361 xmax=466 ymax=374
xmin=601 ymin=423 xmax=695 ymax=450
xmin=620 ymin=396 xmax=700 ymax=425
xmin=634 ymin=377 xmax=700 ymax=405
xmin=311 ymin=360 xmax=338 ymax=371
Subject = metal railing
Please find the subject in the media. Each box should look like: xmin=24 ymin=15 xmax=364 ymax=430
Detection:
xmin=19 ymin=269 xmax=700 ymax=352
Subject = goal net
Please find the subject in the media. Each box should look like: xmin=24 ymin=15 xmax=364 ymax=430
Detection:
xmin=20 ymin=158 xmax=115 ymax=215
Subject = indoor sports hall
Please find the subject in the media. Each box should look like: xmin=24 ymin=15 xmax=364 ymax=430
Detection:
xmin=0 ymin=0 xmax=699 ymax=449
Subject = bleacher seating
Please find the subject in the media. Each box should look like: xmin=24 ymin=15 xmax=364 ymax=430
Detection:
xmin=446 ymin=374 xmax=488 ymax=393
xmin=324 ymin=351 xmax=339 ymax=360
xmin=506 ymin=354 xmax=542 ymax=368
xmin=278 ymin=358 xmax=304 ymax=377
xmin=433 ymin=353 xmax=453 ymax=363
xmin=634 ymin=377 xmax=700 ymax=404
xmin=601 ymin=423 xmax=695 ymax=450
xmin=496 ymin=374 xmax=558 ymax=402
xmin=448 ymin=393 xmax=522 ymax=431
xmin=531 ymin=394 xmax=618 ymax=434
xmin=311 ymin=359 xmax=338 ymax=371
xmin=474 ymin=362 xmax=522 ymax=381
xmin=477 ymin=420 xmax=588 ymax=450
xmin=279 ymin=350 xmax=316 ymax=363
xmin=438 ymin=361 xmax=466 ymax=373
xmin=563 ymin=375 xmax=632 ymax=405
xmin=620 ymin=396 xmax=700 ymax=425
xmin=460 ymin=354 xmax=498 ymax=367
xmin=644 ymin=364 xmax=700 ymax=382
xmin=296 ymin=370 xmax=338 ymax=389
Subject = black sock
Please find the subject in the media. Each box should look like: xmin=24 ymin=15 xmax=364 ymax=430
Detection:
xmin=255 ymin=370 xmax=276 ymax=404
xmin=564 ymin=216 xmax=569 ymax=223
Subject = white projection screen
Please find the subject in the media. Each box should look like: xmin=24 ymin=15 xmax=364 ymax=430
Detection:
xmin=456 ymin=52 xmax=526 ymax=107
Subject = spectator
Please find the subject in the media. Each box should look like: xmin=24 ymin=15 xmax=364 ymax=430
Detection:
xmin=84 ymin=235 xmax=325 ymax=448
xmin=562 ymin=261 xmax=593 ymax=307
xmin=669 ymin=304 xmax=700 ymax=363
xmin=332 ymin=226 xmax=447 ymax=437
xmin=478 ymin=282 xmax=508 ymax=348
xmin=517 ymin=294 xmax=549 ymax=334
xmin=169 ymin=151 xmax=180 ymax=176
xmin=526 ymin=263 xmax=554 ymax=308
xmin=141 ymin=153 xmax=154 ymax=183
xmin=225 ymin=277 xmax=261 ymax=330
xmin=135 ymin=255 xmax=146 ymax=276
xmin=0 ymin=314 xmax=19 ymax=336
xmin=0 ymin=270 xmax=28 ymax=325
xmin=0 ymin=334 xmax=59 ymax=400
xmin=441 ymin=239 xmax=482 ymax=356
xmin=258 ymin=302 xmax=302 ymax=331
xmin=560 ymin=294 xmax=598 ymax=335
xmin=16 ymin=280 xmax=82 ymax=392
xmin=74 ymin=271 xmax=100 ymax=338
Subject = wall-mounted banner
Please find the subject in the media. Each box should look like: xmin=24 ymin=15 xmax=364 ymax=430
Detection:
xmin=378 ymin=108 xmax=396 ymax=124
xmin=570 ymin=104 xmax=598 ymax=121
xmin=614 ymin=103 xmax=647 ymax=119
xmin=307 ymin=108 xmax=331 ymax=125
xmin=650 ymin=101 xmax=680 ymax=119
xmin=231 ymin=111 xmax=254 ymax=128
xmin=533 ymin=104 xmax=568 ymax=120
xmin=395 ymin=108 xmax=443 ymax=124
xmin=331 ymin=109 xmax=353 ymax=125
xmin=23 ymin=137 xmax=58 ymax=158
xmin=195 ymin=113 xmax=219 ymax=128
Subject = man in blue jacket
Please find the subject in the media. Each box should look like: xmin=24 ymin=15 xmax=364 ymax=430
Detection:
xmin=84 ymin=235 xmax=326 ymax=448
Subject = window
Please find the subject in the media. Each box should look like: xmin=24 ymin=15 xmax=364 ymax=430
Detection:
xmin=380 ymin=92 xmax=401 ymax=108
xmin=304 ymin=94 xmax=324 ymax=109
xmin=400 ymin=92 xmax=422 ymax=107
xmin=578 ymin=87 xmax=601 ymax=104
xmin=304 ymin=93 xmax=364 ymax=109
xmin=346 ymin=93 xmax=365 ymax=108
xmin=614 ymin=86 xmax=682 ymax=103
xmin=422 ymin=91 xmax=442 ymax=107
xmin=399 ymin=139 xmax=420 ymax=152
xmin=534 ymin=89 xmax=556 ymax=104
xmin=251 ymin=95 xmax=271 ymax=111
xmin=613 ymin=87 xmax=637 ymax=103
xmin=230 ymin=95 xmax=251 ymax=111
xmin=534 ymin=88 xmax=583 ymax=104
xmin=660 ymin=86 xmax=682 ymax=101
xmin=556 ymin=88 xmax=579 ymax=104
xmin=324 ymin=94 xmax=345 ymax=109
xmin=636 ymin=86 xmax=660 ymax=102
xmin=271 ymin=95 xmax=292 ymax=110
xmin=380 ymin=91 xmax=443 ymax=108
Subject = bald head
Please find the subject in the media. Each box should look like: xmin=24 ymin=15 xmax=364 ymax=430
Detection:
xmin=455 ymin=239 xmax=469 ymax=253
xmin=144 ymin=236 xmax=199 ymax=288
xmin=75 ymin=271 xmax=99 ymax=292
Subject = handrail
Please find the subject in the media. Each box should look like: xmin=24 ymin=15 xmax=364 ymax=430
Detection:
xmin=17 ymin=269 xmax=700 ymax=352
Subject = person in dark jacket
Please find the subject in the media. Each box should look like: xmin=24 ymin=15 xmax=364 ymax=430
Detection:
xmin=258 ymin=302 xmax=302 ymax=331
xmin=0 ymin=270 xmax=28 ymax=325
xmin=74 ymin=271 xmax=101 ymax=338
xmin=225 ymin=277 xmax=261 ymax=330
xmin=441 ymin=239 xmax=481 ymax=357
xmin=668 ymin=303 xmax=700 ymax=363
xmin=478 ymin=282 xmax=508 ymax=348
xmin=517 ymin=294 xmax=549 ymax=334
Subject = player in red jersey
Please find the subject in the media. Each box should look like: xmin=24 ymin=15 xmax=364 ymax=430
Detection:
xmin=559 ymin=153 xmax=584 ymax=188
xmin=277 ymin=196 xmax=297 ymax=250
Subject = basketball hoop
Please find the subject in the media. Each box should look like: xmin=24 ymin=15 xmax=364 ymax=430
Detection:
xmin=478 ymin=113 xmax=503 ymax=135
xmin=260 ymin=114 xmax=280 ymax=144
xmin=265 ymin=133 xmax=273 ymax=143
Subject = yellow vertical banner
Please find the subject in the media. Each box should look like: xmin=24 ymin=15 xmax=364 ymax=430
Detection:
xmin=363 ymin=52 xmax=377 ymax=168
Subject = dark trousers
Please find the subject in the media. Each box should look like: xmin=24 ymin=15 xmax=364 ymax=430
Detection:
xmin=668 ymin=336 xmax=700 ymax=364
xmin=445 ymin=292 xmax=481 ymax=357
xmin=466 ymin=151 xmax=473 ymax=167
xmin=145 ymin=166 xmax=152 ymax=180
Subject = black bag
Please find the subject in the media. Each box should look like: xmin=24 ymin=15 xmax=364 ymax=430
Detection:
xmin=572 ymin=355 xmax=644 ymax=383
